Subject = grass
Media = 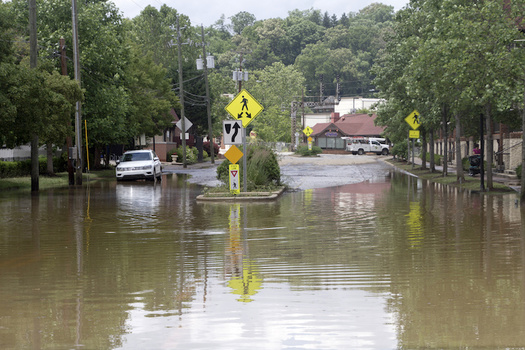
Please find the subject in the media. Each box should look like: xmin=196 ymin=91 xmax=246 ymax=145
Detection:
xmin=387 ymin=159 xmax=512 ymax=193
xmin=0 ymin=169 xmax=115 ymax=193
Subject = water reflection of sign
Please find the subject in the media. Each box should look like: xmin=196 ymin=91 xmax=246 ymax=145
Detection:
xmin=325 ymin=132 xmax=338 ymax=137
xmin=406 ymin=202 xmax=423 ymax=248
xmin=226 ymin=204 xmax=262 ymax=303
xmin=228 ymin=260 xmax=262 ymax=302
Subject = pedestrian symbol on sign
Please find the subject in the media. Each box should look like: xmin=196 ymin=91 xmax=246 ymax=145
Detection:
xmin=241 ymin=96 xmax=248 ymax=110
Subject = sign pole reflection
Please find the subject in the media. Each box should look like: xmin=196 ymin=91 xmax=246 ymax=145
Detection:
xmin=226 ymin=204 xmax=262 ymax=302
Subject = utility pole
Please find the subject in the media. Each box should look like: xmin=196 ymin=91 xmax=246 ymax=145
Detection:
xmin=71 ymin=0 xmax=82 ymax=185
xmin=176 ymin=17 xmax=187 ymax=168
xmin=201 ymin=25 xmax=214 ymax=164
xmin=29 ymin=0 xmax=38 ymax=192
xmin=60 ymin=37 xmax=75 ymax=185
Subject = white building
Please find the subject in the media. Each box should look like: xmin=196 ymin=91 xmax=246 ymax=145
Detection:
xmin=303 ymin=96 xmax=383 ymax=129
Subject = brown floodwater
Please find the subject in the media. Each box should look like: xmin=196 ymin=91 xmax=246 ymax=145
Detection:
xmin=0 ymin=171 xmax=523 ymax=349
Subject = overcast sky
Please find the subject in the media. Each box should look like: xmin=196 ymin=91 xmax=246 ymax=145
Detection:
xmin=112 ymin=0 xmax=409 ymax=27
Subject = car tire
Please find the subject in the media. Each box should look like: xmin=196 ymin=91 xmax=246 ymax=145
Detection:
xmin=358 ymin=149 xmax=364 ymax=155
xmin=381 ymin=148 xmax=389 ymax=155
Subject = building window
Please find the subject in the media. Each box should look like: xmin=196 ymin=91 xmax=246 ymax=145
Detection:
xmin=317 ymin=137 xmax=345 ymax=149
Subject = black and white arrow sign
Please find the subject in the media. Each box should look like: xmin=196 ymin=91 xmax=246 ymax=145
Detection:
xmin=223 ymin=120 xmax=243 ymax=145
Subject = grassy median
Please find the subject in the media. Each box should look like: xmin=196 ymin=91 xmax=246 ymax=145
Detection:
xmin=0 ymin=169 xmax=115 ymax=193
xmin=387 ymin=159 xmax=512 ymax=192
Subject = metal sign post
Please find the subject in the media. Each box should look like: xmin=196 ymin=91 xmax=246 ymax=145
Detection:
xmin=225 ymin=89 xmax=264 ymax=193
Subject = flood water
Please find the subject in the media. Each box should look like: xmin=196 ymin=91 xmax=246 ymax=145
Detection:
xmin=0 ymin=169 xmax=524 ymax=349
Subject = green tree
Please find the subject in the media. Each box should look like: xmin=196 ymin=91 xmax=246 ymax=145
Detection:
xmin=373 ymin=0 xmax=523 ymax=188
xmin=245 ymin=62 xmax=305 ymax=142
xmin=230 ymin=11 xmax=256 ymax=35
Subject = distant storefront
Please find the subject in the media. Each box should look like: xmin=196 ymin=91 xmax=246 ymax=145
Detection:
xmin=317 ymin=131 xmax=346 ymax=149
xmin=311 ymin=113 xmax=386 ymax=150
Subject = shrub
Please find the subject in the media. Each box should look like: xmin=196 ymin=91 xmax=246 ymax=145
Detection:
xmin=517 ymin=164 xmax=522 ymax=179
xmin=0 ymin=155 xmax=68 ymax=178
xmin=203 ymin=141 xmax=219 ymax=157
xmin=462 ymin=157 xmax=470 ymax=171
xmin=216 ymin=144 xmax=281 ymax=191
xmin=391 ymin=143 xmax=408 ymax=160
xmin=295 ymin=145 xmax=322 ymax=157
xmin=424 ymin=152 xmax=442 ymax=166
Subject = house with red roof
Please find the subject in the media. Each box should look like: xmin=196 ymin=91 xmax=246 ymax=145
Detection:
xmin=311 ymin=112 xmax=386 ymax=150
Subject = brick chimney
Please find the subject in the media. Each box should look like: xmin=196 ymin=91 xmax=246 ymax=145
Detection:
xmin=331 ymin=112 xmax=340 ymax=123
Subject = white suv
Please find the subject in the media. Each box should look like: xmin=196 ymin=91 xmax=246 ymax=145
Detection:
xmin=116 ymin=150 xmax=162 ymax=181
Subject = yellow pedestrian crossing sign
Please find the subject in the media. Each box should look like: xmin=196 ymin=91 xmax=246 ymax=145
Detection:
xmin=405 ymin=110 xmax=421 ymax=130
xmin=225 ymin=89 xmax=264 ymax=127
xmin=303 ymin=126 xmax=313 ymax=136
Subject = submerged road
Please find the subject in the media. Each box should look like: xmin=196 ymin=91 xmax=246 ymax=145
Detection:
xmin=163 ymin=153 xmax=393 ymax=190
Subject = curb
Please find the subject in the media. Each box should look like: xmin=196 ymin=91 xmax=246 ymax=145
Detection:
xmin=196 ymin=187 xmax=286 ymax=202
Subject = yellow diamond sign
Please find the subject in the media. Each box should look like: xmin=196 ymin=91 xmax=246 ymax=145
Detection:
xmin=225 ymin=89 xmax=264 ymax=127
xmin=224 ymin=145 xmax=243 ymax=164
xmin=303 ymin=126 xmax=313 ymax=136
xmin=405 ymin=110 xmax=421 ymax=130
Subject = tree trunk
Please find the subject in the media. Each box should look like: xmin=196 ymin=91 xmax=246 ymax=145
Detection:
xmin=429 ymin=129 xmax=435 ymax=172
xmin=442 ymin=105 xmax=448 ymax=176
xmin=485 ymin=104 xmax=494 ymax=190
xmin=454 ymin=113 xmax=464 ymax=183
xmin=521 ymin=80 xmax=525 ymax=203
xmin=94 ymin=146 xmax=102 ymax=170
xmin=421 ymin=127 xmax=427 ymax=170
xmin=46 ymin=143 xmax=54 ymax=175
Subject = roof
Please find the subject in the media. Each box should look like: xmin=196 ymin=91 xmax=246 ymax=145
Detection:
xmin=311 ymin=114 xmax=385 ymax=137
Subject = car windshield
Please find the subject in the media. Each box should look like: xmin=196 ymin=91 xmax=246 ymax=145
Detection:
xmin=122 ymin=152 xmax=152 ymax=162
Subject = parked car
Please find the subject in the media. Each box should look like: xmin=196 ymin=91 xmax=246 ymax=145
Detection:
xmin=344 ymin=137 xmax=390 ymax=155
xmin=116 ymin=150 xmax=162 ymax=181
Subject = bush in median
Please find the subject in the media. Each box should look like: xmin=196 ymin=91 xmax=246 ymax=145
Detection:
xmin=216 ymin=144 xmax=281 ymax=191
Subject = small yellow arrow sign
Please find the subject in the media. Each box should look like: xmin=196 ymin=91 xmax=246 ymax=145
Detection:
xmin=225 ymin=89 xmax=264 ymax=127
xmin=405 ymin=110 xmax=421 ymax=130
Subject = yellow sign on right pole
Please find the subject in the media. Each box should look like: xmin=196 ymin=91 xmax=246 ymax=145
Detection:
xmin=229 ymin=164 xmax=240 ymax=195
xmin=409 ymin=130 xmax=420 ymax=139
